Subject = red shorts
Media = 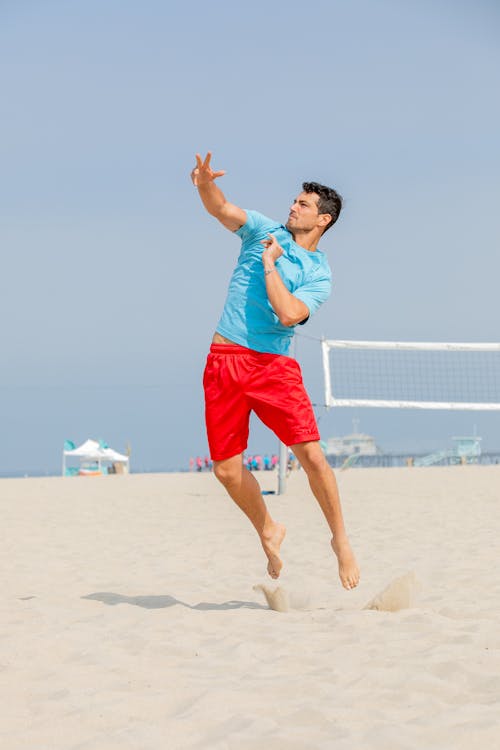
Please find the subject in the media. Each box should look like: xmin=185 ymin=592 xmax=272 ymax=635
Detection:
xmin=203 ymin=343 xmax=320 ymax=461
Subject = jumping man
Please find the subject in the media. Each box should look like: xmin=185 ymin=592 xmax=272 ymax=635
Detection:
xmin=192 ymin=152 xmax=360 ymax=590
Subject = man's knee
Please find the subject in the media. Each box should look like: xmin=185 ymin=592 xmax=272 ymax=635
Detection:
xmin=293 ymin=442 xmax=328 ymax=474
xmin=213 ymin=455 xmax=243 ymax=486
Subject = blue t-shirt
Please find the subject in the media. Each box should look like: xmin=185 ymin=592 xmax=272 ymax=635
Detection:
xmin=216 ymin=210 xmax=332 ymax=355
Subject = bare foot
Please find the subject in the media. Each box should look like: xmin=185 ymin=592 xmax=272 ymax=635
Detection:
xmin=331 ymin=537 xmax=360 ymax=590
xmin=261 ymin=523 xmax=286 ymax=579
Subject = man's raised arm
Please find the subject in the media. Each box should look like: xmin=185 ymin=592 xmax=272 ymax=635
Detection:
xmin=191 ymin=152 xmax=246 ymax=232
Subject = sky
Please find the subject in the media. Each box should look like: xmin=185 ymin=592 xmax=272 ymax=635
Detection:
xmin=1 ymin=0 xmax=499 ymax=474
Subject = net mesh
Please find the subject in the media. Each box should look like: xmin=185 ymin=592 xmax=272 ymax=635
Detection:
xmin=325 ymin=344 xmax=500 ymax=407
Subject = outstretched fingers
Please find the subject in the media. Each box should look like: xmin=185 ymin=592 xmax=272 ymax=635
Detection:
xmin=192 ymin=151 xmax=226 ymax=184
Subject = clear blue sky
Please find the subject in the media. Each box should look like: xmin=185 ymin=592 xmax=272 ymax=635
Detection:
xmin=1 ymin=0 xmax=499 ymax=473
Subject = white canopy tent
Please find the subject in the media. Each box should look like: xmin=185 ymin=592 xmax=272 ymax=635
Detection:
xmin=63 ymin=439 xmax=130 ymax=476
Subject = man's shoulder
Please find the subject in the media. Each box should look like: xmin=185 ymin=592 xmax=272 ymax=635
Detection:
xmin=236 ymin=210 xmax=281 ymax=240
xmin=289 ymin=242 xmax=332 ymax=281
xmin=315 ymin=251 xmax=332 ymax=278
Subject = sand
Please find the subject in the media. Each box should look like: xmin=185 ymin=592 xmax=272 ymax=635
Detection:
xmin=1 ymin=465 xmax=499 ymax=749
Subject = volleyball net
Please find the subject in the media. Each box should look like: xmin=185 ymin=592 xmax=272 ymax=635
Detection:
xmin=321 ymin=340 xmax=500 ymax=411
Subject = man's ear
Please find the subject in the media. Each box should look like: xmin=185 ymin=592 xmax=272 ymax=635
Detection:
xmin=318 ymin=213 xmax=332 ymax=229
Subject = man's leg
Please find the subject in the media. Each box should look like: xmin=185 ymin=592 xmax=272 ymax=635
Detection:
xmin=213 ymin=453 xmax=286 ymax=579
xmin=291 ymin=441 xmax=360 ymax=590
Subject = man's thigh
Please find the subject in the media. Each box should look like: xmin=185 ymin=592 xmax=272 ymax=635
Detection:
xmin=203 ymin=352 xmax=251 ymax=460
xmin=248 ymin=355 xmax=320 ymax=446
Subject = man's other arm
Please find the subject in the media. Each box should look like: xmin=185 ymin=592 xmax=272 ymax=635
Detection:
xmin=191 ymin=152 xmax=246 ymax=232
xmin=261 ymin=235 xmax=310 ymax=327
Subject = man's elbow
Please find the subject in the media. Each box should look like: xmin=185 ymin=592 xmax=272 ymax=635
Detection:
xmin=279 ymin=301 xmax=310 ymax=327
xmin=279 ymin=312 xmax=308 ymax=327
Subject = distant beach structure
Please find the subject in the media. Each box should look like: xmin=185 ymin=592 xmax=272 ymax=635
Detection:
xmin=62 ymin=439 xmax=130 ymax=476
xmin=413 ymin=435 xmax=482 ymax=467
xmin=324 ymin=429 xmax=499 ymax=469
xmin=326 ymin=423 xmax=381 ymax=458
xmin=325 ymin=424 xmax=381 ymax=471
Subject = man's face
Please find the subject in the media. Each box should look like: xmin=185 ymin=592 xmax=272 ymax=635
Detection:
xmin=286 ymin=191 xmax=322 ymax=233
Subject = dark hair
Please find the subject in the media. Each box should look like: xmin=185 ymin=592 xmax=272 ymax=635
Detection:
xmin=302 ymin=181 xmax=343 ymax=233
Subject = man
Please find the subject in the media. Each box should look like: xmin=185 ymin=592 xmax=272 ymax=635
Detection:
xmin=192 ymin=152 xmax=359 ymax=590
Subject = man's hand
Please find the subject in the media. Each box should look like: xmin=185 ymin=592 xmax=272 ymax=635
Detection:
xmin=260 ymin=234 xmax=309 ymax=326
xmin=261 ymin=234 xmax=284 ymax=266
xmin=191 ymin=152 xmax=226 ymax=187
xmin=191 ymin=151 xmax=246 ymax=231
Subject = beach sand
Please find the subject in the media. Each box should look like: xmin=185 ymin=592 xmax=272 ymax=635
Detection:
xmin=1 ymin=465 xmax=499 ymax=749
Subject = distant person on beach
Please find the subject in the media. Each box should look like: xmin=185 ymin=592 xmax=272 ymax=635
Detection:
xmin=191 ymin=152 xmax=359 ymax=590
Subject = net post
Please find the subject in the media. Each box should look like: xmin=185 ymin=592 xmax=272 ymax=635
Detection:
xmin=277 ymin=440 xmax=288 ymax=495
xmin=321 ymin=337 xmax=332 ymax=409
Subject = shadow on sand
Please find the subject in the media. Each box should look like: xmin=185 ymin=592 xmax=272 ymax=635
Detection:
xmin=82 ymin=592 xmax=267 ymax=611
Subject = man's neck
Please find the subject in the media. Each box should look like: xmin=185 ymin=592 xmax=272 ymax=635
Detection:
xmin=290 ymin=229 xmax=320 ymax=253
